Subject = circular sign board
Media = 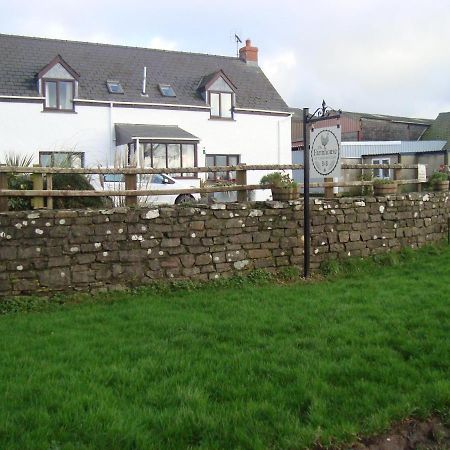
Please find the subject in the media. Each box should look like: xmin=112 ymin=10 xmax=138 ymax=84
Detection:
xmin=311 ymin=129 xmax=340 ymax=176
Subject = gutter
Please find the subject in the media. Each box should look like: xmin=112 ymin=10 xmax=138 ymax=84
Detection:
xmin=74 ymin=98 xmax=210 ymax=110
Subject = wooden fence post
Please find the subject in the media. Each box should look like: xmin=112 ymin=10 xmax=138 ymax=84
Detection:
xmin=125 ymin=173 xmax=137 ymax=207
xmin=393 ymin=157 xmax=402 ymax=191
xmin=324 ymin=177 xmax=334 ymax=198
xmin=46 ymin=173 xmax=53 ymax=209
xmin=31 ymin=164 xmax=44 ymax=209
xmin=417 ymin=165 xmax=422 ymax=193
xmin=236 ymin=166 xmax=247 ymax=202
xmin=0 ymin=165 xmax=8 ymax=212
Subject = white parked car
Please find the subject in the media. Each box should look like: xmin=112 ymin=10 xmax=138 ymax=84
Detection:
xmin=103 ymin=173 xmax=201 ymax=206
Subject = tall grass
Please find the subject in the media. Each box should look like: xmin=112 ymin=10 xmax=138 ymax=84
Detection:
xmin=0 ymin=245 xmax=449 ymax=449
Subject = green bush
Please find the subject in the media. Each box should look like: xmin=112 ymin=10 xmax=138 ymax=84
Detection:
xmin=51 ymin=173 xmax=108 ymax=209
xmin=429 ymin=171 xmax=449 ymax=189
xmin=7 ymin=174 xmax=32 ymax=211
xmin=260 ymin=172 xmax=297 ymax=188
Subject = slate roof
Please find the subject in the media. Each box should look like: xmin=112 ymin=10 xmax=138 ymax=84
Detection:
xmin=115 ymin=124 xmax=199 ymax=146
xmin=0 ymin=33 xmax=289 ymax=112
xmin=421 ymin=112 xmax=450 ymax=149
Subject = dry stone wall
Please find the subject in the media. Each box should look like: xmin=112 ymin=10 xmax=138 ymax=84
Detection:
xmin=0 ymin=193 xmax=448 ymax=297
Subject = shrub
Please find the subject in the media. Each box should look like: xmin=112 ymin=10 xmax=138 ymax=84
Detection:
xmin=429 ymin=171 xmax=449 ymax=188
xmin=260 ymin=172 xmax=297 ymax=188
xmin=51 ymin=173 xmax=108 ymax=209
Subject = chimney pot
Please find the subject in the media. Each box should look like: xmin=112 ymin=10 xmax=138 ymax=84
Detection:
xmin=239 ymin=38 xmax=258 ymax=65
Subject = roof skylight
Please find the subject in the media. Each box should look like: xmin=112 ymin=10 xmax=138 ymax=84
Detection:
xmin=106 ymin=80 xmax=124 ymax=94
xmin=159 ymin=84 xmax=176 ymax=97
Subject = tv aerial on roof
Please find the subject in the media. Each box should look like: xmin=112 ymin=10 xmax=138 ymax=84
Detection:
xmin=230 ymin=31 xmax=242 ymax=57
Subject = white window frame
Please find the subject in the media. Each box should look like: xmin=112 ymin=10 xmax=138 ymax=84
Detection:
xmin=208 ymin=91 xmax=234 ymax=119
xmin=372 ymin=158 xmax=391 ymax=179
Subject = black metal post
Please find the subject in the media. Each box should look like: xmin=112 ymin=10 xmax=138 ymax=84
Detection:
xmin=303 ymin=107 xmax=310 ymax=278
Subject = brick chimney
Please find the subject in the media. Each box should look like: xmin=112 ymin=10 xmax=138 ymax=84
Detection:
xmin=239 ymin=39 xmax=258 ymax=65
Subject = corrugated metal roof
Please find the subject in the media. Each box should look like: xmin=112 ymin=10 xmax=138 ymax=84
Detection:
xmin=342 ymin=140 xmax=447 ymax=158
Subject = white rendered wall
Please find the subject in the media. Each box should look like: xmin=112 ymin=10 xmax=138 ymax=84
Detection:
xmin=0 ymin=101 xmax=291 ymax=200
xmin=0 ymin=102 xmax=110 ymax=166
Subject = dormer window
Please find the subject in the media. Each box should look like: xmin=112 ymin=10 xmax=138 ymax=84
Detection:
xmin=197 ymin=70 xmax=236 ymax=120
xmin=159 ymin=84 xmax=176 ymax=97
xmin=107 ymin=80 xmax=124 ymax=94
xmin=38 ymin=55 xmax=79 ymax=112
xmin=44 ymin=80 xmax=74 ymax=110
xmin=210 ymin=92 xmax=232 ymax=118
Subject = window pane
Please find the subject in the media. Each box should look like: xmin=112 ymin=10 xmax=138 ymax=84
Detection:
xmin=142 ymin=143 xmax=152 ymax=166
xmin=167 ymin=143 xmax=181 ymax=177
xmin=167 ymin=144 xmax=181 ymax=168
xmin=206 ymin=155 xmax=215 ymax=180
xmin=71 ymin=154 xmax=82 ymax=168
xmin=221 ymin=93 xmax=232 ymax=118
xmin=228 ymin=155 xmax=239 ymax=181
xmin=372 ymin=159 xmax=380 ymax=178
xmin=182 ymin=144 xmax=195 ymax=177
xmin=53 ymin=153 xmax=71 ymax=167
xmin=45 ymin=82 xmax=57 ymax=108
xmin=152 ymin=144 xmax=166 ymax=168
xmin=40 ymin=154 xmax=51 ymax=167
xmin=210 ymin=93 xmax=220 ymax=117
xmin=215 ymin=155 xmax=228 ymax=181
xmin=59 ymin=81 xmax=73 ymax=110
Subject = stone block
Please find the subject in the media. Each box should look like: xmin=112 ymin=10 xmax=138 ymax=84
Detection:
xmin=48 ymin=256 xmax=71 ymax=268
xmin=160 ymin=257 xmax=180 ymax=269
xmin=161 ymin=238 xmax=181 ymax=248
xmin=195 ymin=254 xmax=212 ymax=265
xmin=0 ymin=246 xmax=17 ymax=260
xmin=180 ymin=254 xmax=195 ymax=268
xmin=248 ymin=249 xmax=271 ymax=259
xmin=229 ymin=234 xmax=252 ymax=244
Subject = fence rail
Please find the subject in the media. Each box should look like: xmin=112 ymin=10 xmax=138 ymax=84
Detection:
xmin=0 ymin=163 xmax=423 ymax=174
xmin=0 ymin=163 xmax=429 ymax=211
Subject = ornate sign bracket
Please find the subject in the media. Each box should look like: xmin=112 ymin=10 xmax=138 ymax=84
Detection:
xmin=302 ymin=100 xmax=341 ymax=278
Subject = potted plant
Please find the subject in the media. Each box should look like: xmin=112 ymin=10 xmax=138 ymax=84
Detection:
xmin=260 ymin=172 xmax=299 ymax=201
xmin=372 ymin=178 xmax=397 ymax=196
xmin=428 ymin=171 xmax=449 ymax=191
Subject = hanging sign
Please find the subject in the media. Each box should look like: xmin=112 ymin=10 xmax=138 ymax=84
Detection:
xmin=310 ymin=125 xmax=341 ymax=179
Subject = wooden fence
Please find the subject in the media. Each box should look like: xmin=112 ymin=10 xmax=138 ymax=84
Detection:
xmin=0 ymin=163 xmax=427 ymax=211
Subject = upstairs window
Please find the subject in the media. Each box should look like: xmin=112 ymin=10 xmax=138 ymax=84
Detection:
xmin=209 ymin=92 xmax=233 ymax=119
xmin=44 ymin=80 xmax=74 ymax=111
xmin=198 ymin=70 xmax=236 ymax=120
xmin=159 ymin=84 xmax=176 ymax=97
xmin=38 ymin=55 xmax=79 ymax=113
xmin=107 ymin=80 xmax=124 ymax=94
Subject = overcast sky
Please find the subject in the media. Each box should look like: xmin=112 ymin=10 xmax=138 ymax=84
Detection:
xmin=1 ymin=0 xmax=449 ymax=118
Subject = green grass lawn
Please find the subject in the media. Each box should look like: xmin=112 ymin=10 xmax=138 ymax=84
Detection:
xmin=0 ymin=246 xmax=449 ymax=450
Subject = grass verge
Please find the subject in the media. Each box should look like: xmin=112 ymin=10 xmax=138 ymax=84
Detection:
xmin=0 ymin=245 xmax=449 ymax=449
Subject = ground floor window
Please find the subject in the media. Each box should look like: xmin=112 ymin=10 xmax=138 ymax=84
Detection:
xmin=372 ymin=158 xmax=390 ymax=179
xmin=205 ymin=154 xmax=240 ymax=181
xmin=39 ymin=151 xmax=84 ymax=167
xmin=138 ymin=142 xmax=197 ymax=177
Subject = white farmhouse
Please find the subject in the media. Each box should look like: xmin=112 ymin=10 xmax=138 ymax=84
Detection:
xmin=0 ymin=34 xmax=291 ymax=200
